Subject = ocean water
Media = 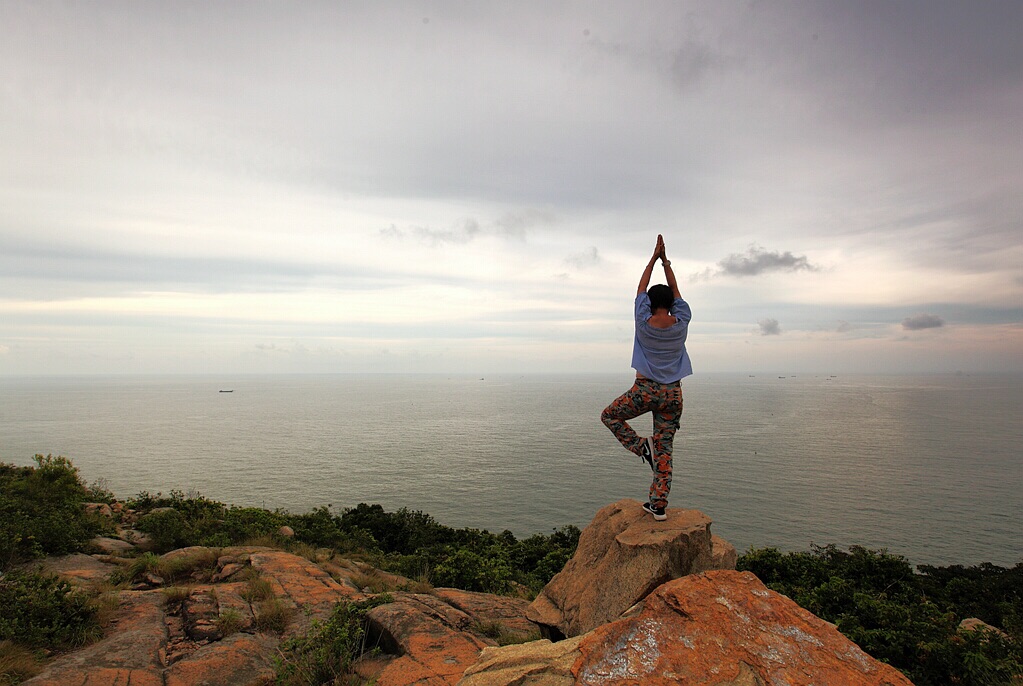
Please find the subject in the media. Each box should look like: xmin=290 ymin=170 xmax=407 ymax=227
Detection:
xmin=1 ymin=373 xmax=1020 ymax=567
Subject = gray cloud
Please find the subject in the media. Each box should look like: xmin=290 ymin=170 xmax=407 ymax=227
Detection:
xmin=492 ymin=208 xmax=556 ymax=239
xmin=759 ymin=318 xmax=781 ymax=336
xmin=902 ymin=314 xmax=945 ymax=330
xmin=382 ymin=213 xmax=548 ymax=246
xmin=695 ymin=246 xmax=819 ymax=280
xmin=565 ymin=247 xmax=602 ymax=269
xmin=585 ymin=33 xmax=736 ymax=91
xmin=380 ymin=219 xmax=481 ymax=246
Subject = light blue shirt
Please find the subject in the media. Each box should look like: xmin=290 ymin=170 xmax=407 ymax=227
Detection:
xmin=631 ymin=292 xmax=693 ymax=384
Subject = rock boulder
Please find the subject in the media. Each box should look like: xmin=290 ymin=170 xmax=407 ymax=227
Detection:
xmin=526 ymin=499 xmax=735 ymax=638
xmin=462 ymin=570 xmax=914 ymax=686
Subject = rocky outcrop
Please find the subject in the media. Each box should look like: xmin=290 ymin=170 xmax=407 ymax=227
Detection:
xmin=462 ymin=570 xmax=914 ymax=686
xmin=459 ymin=636 xmax=585 ymax=686
xmin=24 ymin=500 xmax=919 ymax=686
xmin=367 ymin=593 xmax=494 ymax=685
xmin=24 ymin=547 xmax=537 ymax=686
xmin=36 ymin=552 xmax=120 ymax=589
xmin=359 ymin=589 xmax=535 ymax=685
xmin=432 ymin=588 xmax=537 ymax=643
xmin=24 ymin=547 xmax=362 ymax=686
xmin=25 ymin=591 xmax=168 ymax=686
xmin=526 ymin=499 xmax=736 ymax=638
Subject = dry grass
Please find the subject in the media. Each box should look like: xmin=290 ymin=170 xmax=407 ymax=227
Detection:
xmin=158 ymin=549 xmax=220 ymax=582
xmin=285 ymin=541 xmax=328 ymax=563
xmin=161 ymin=586 xmax=193 ymax=607
xmin=0 ymin=640 xmax=41 ymax=684
xmin=215 ymin=608 xmax=245 ymax=637
xmin=90 ymin=585 xmax=123 ymax=628
xmin=241 ymin=534 xmax=280 ymax=549
xmin=348 ymin=571 xmax=395 ymax=594
xmin=241 ymin=576 xmax=276 ymax=603
xmin=253 ymin=599 xmax=294 ymax=635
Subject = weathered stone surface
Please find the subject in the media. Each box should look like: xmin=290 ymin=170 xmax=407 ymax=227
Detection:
xmin=35 ymin=552 xmax=118 ymax=588
xmin=324 ymin=556 xmax=413 ymax=591
xmin=368 ymin=593 xmax=492 ymax=686
xmin=89 ymin=535 xmax=136 ymax=555
xmin=161 ymin=545 xmax=221 ymax=565
xmin=457 ymin=637 xmax=585 ymax=686
xmin=701 ymin=533 xmax=738 ymax=572
xmin=959 ymin=617 xmax=1008 ymax=638
xmin=463 ymin=571 xmax=914 ymax=685
xmin=164 ymin=633 xmax=278 ymax=686
xmin=573 ymin=570 xmax=914 ymax=686
xmin=526 ymin=499 xmax=734 ymax=638
xmin=214 ymin=562 xmax=246 ymax=581
xmin=24 ymin=591 xmax=167 ymax=685
xmin=83 ymin=502 xmax=114 ymax=518
xmin=119 ymin=527 xmax=153 ymax=548
xmin=432 ymin=587 xmax=537 ymax=642
xmin=277 ymin=525 xmax=295 ymax=537
xmin=248 ymin=550 xmax=363 ymax=634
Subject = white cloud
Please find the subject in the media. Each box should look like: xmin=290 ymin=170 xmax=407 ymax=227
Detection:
xmin=0 ymin=2 xmax=1020 ymax=374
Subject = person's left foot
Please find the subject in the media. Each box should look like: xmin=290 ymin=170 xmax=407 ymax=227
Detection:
xmin=642 ymin=501 xmax=667 ymax=521
xmin=639 ymin=437 xmax=656 ymax=472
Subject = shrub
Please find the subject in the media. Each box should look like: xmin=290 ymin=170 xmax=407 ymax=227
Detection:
xmin=274 ymin=596 xmax=392 ymax=685
xmin=433 ymin=546 xmax=514 ymax=594
xmin=0 ymin=456 xmax=105 ymax=567
xmin=738 ymin=545 xmax=1023 ymax=685
xmin=0 ymin=570 xmax=101 ymax=650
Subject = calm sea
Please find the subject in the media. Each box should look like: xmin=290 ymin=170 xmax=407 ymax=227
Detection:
xmin=1 ymin=373 xmax=1020 ymax=567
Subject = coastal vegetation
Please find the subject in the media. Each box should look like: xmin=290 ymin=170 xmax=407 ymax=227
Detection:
xmin=740 ymin=545 xmax=1023 ymax=685
xmin=1 ymin=455 xmax=1021 ymax=685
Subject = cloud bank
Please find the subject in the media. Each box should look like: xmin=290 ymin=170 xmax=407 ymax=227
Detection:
xmin=903 ymin=314 xmax=945 ymax=330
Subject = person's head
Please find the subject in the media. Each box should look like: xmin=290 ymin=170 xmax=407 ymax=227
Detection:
xmin=648 ymin=284 xmax=674 ymax=312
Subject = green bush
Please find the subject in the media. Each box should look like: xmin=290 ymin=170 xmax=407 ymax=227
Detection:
xmin=738 ymin=545 xmax=1023 ymax=685
xmin=0 ymin=570 xmax=101 ymax=650
xmin=0 ymin=456 xmax=106 ymax=567
xmin=274 ymin=595 xmax=392 ymax=685
xmin=433 ymin=546 xmax=514 ymax=594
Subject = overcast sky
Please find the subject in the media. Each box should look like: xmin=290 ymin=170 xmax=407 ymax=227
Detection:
xmin=2 ymin=1 xmax=1021 ymax=376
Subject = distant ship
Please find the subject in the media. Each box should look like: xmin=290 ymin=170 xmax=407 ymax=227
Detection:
xmin=219 ymin=390 xmax=234 ymax=393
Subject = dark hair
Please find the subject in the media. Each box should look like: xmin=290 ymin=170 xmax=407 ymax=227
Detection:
xmin=648 ymin=284 xmax=674 ymax=312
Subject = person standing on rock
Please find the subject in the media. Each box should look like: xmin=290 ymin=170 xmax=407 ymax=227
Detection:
xmin=601 ymin=234 xmax=691 ymax=521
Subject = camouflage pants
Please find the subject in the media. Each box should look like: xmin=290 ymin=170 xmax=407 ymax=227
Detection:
xmin=600 ymin=378 xmax=683 ymax=509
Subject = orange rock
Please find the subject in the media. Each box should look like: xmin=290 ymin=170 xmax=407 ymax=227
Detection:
xmin=368 ymin=594 xmax=492 ymax=686
xmin=164 ymin=633 xmax=278 ymax=686
xmin=37 ymin=552 xmax=118 ymax=589
xmin=573 ymin=570 xmax=914 ymax=686
xmin=24 ymin=591 xmax=167 ymax=685
xmin=527 ymin=499 xmax=735 ymax=638
xmin=432 ymin=588 xmax=536 ymax=642
xmin=249 ymin=549 xmax=363 ymax=628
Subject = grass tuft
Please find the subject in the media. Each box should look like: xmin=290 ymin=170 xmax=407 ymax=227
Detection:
xmin=253 ymin=599 xmax=293 ymax=635
xmin=0 ymin=640 xmax=41 ymax=685
xmin=161 ymin=586 xmax=193 ymax=607
xmin=241 ymin=576 xmax=275 ymax=603
xmin=215 ymin=608 xmax=245 ymax=637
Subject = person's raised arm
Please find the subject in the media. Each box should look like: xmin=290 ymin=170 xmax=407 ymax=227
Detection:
xmin=637 ymin=235 xmax=664 ymax=294
xmin=660 ymin=238 xmax=681 ymax=298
